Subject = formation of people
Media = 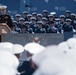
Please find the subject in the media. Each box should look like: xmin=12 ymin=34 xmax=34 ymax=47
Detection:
xmin=11 ymin=10 xmax=76 ymax=34
xmin=0 ymin=5 xmax=76 ymax=34
xmin=0 ymin=38 xmax=76 ymax=75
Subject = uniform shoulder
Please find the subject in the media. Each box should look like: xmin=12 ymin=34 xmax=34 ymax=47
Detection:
xmin=5 ymin=14 xmax=11 ymax=17
xmin=22 ymin=61 xmax=30 ymax=65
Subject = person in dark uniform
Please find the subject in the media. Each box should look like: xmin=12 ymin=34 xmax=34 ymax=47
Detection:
xmin=59 ymin=15 xmax=66 ymax=25
xmin=48 ymin=14 xmax=54 ymax=25
xmin=18 ymin=43 xmax=41 ymax=75
xmin=30 ymin=17 xmax=37 ymax=32
xmin=54 ymin=18 xmax=62 ymax=33
xmin=37 ymin=14 xmax=42 ymax=21
xmin=65 ymin=10 xmax=71 ymax=19
xmin=27 ymin=14 xmax=32 ymax=22
xmin=42 ymin=17 xmax=49 ymax=33
xmin=62 ymin=19 xmax=73 ymax=32
xmin=43 ymin=10 xmax=49 ymax=20
xmin=0 ymin=5 xmax=13 ymax=28
xmin=50 ymin=12 xmax=57 ymax=20
xmin=47 ymin=21 xmax=58 ymax=33
xmin=32 ymin=12 xmax=37 ymax=19
xmin=24 ymin=21 xmax=33 ymax=33
xmin=71 ymin=13 xmax=76 ymax=29
xmin=35 ymin=21 xmax=46 ymax=33
xmin=20 ymin=25 xmax=29 ymax=33
xmin=23 ymin=11 xmax=28 ymax=21
xmin=15 ymin=14 xmax=21 ymax=23
xmin=18 ymin=43 xmax=45 ymax=75
xmin=17 ymin=17 xmax=25 ymax=29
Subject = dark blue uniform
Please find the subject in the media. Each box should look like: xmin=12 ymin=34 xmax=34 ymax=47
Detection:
xmin=0 ymin=14 xmax=13 ymax=28
xmin=35 ymin=28 xmax=46 ymax=33
xmin=18 ymin=61 xmax=35 ymax=75
xmin=42 ymin=24 xmax=49 ymax=32
xmin=47 ymin=27 xmax=58 ymax=33
xmin=63 ymin=24 xmax=73 ymax=32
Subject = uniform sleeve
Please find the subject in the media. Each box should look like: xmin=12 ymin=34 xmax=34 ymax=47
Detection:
xmin=7 ymin=15 xmax=13 ymax=28
xmin=0 ymin=15 xmax=2 ymax=23
xmin=18 ymin=61 xmax=30 ymax=72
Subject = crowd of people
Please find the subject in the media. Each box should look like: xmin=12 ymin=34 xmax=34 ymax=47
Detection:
xmin=11 ymin=10 xmax=76 ymax=34
xmin=1 ymin=5 xmax=76 ymax=75
xmin=0 ymin=5 xmax=76 ymax=34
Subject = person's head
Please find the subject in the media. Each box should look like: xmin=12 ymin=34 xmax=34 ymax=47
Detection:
xmin=65 ymin=10 xmax=71 ymax=17
xmin=21 ymin=25 xmax=27 ymax=32
xmin=32 ymin=12 xmax=37 ymax=18
xmin=49 ymin=21 xmax=54 ymax=27
xmin=30 ymin=17 xmax=36 ymax=24
xmin=27 ymin=14 xmax=32 ymax=21
xmin=66 ymin=19 xmax=72 ymax=25
xmin=24 ymin=42 xmax=45 ymax=57
xmin=42 ymin=17 xmax=47 ymax=24
xmin=23 ymin=11 xmax=28 ymax=18
xmin=12 ymin=44 xmax=24 ymax=60
xmin=0 ymin=5 xmax=7 ymax=15
xmin=37 ymin=21 xmax=42 ymax=28
xmin=43 ymin=10 xmax=48 ymax=16
xmin=15 ymin=14 xmax=21 ymax=21
xmin=24 ymin=21 xmax=30 ymax=28
xmin=55 ymin=18 xmax=60 ymax=25
xmin=59 ymin=15 xmax=65 ymax=22
xmin=13 ymin=21 xmax=18 ymax=27
xmin=71 ymin=13 xmax=76 ymax=20
xmin=48 ymin=14 xmax=54 ymax=21
xmin=50 ymin=12 xmax=56 ymax=18
xmin=19 ymin=18 xmax=25 ymax=24
xmin=37 ymin=14 xmax=42 ymax=21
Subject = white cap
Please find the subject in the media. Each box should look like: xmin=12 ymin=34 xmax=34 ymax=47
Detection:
xmin=0 ymin=5 xmax=7 ymax=10
xmin=37 ymin=21 xmax=43 ymax=24
xmin=71 ymin=13 xmax=76 ymax=16
xmin=67 ymin=38 xmax=76 ymax=49
xmin=30 ymin=17 xmax=36 ymax=20
xmin=12 ymin=44 xmax=24 ymax=54
xmin=24 ymin=21 xmax=30 ymax=24
xmin=19 ymin=18 xmax=25 ymax=21
xmin=43 ymin=10 xmax=48 ymax=13
xmin=23 ymin=11 xmax=28 ymax=14
xmin=50 ymin=12 xmax=56 ymax=15
xmin=34 ymin=46 xmax=76 ymax=75
xmin=15 ymin=14 xmax=21 ymax=17
xmin=55 ymin=18 xmax=60 ymax=21
xmin=59 ymin=15 xmax=65 ymax=18
xmin=0 ymin=66 xmax=17 ymax=75
xmin=65 ymin=10 xmax=71 ymax=13
xmin=38 ymin=56 xmax=76 ymax=75
xmin=66 ymin=19 xmax=72 ymax=22
xmin=32 ymin=12 xmax=37 ymax=15
xmin=42 ymin=17 xmax=47 ymax=20
xmin=37 ymin=14 xmax=43 ymax=17
xmin=33 ymin=45 xmax=76 ymax=75
xmin=32 ymin=45 xmax=61 ymax=66
xmin=27 ymin=14 xmax=32 ymax=17
xmin=24 ymin=42 xmax=45 ymax=54
xmin=58 ymin=42 xmax=69 ymax=53
xmin=0 ymin=51 xmax=19 ymax=69
xmin=48 ymin=14 xmax=53 ymax=17
xmin=0 ymin=42 xmax=13 ymax=52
